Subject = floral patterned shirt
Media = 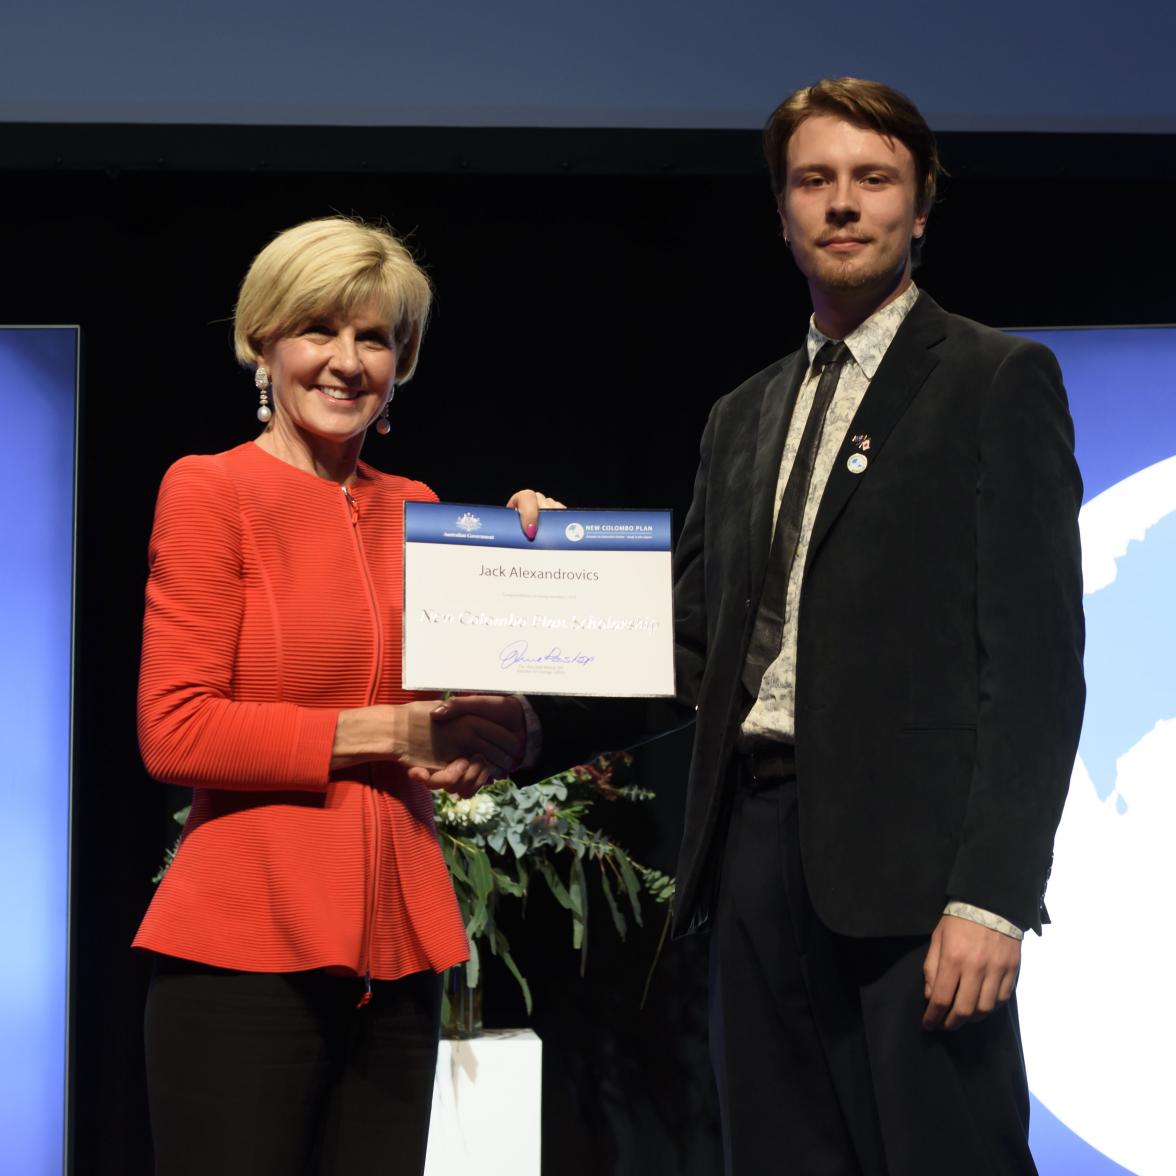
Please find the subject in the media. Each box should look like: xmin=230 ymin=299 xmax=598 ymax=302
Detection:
xmin=740 ymin=282 xmax=920 ymax=745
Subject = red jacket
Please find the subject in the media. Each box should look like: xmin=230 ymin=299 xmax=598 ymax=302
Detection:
xmin=133 ymin=442 xmax=467 ymax=979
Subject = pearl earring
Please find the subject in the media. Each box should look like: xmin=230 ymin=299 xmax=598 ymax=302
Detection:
xmin=255 ymin=366 xmax=273 ymax=423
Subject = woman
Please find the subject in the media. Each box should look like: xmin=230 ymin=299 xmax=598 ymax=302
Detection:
xmin=135 ymin=216 xmax=544 ymax=1175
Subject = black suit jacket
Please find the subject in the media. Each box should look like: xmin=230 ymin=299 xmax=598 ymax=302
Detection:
xmin=535 ymin=292 xmax=1085 ymax=940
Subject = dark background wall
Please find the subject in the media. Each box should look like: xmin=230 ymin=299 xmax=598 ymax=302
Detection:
xmin=1 ymin=123 xmax=1173 ymax=1175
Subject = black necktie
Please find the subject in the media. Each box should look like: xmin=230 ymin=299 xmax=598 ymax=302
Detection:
xmin=742 ymin=340 xmax=849 ymax=700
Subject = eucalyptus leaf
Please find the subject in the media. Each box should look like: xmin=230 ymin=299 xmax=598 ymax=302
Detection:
xmin=599 ymin=860 xmax=627 ymax=941
xmin=537 ymin=859 xmax=574 ymax=912
xmin=444 ymin=841 xmax=471 ymax=886
xmin=493 ymin=868 xmax=526 ymax=898
xmin=572 ymin=857 xmax=589 ymax=972
xmin=468 ymin=846 xmax=493 ymax=906
xmin=616 ymin=850 xmax=644 ymax=927
xmin=494 ymin=928 xmax=533 ymax=1015
xmin=466 ymin=904 xmax=488 ymax=939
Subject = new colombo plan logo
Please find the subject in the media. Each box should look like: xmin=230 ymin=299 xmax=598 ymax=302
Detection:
xmin=564 ymin=522 xmax=585 ymax=542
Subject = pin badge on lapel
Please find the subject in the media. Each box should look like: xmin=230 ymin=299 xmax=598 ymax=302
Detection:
xmin=846 ymin=453 xmax=868 ymax=475
xmin=851 ymin=434 xmax=871 ymax=452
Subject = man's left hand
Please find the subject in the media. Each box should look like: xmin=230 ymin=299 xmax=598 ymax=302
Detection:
xmin=921 ymin=914 xmax=1021 ymax=1031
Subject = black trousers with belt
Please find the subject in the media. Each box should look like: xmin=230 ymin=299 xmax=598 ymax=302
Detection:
xmin=708 ymin=750 xmax=1037 ymax=1176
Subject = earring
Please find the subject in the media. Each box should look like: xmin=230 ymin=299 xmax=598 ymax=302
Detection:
xmin=375 ymin=387 xmax=394 ymax=435
xmin=255 ymin=366 xmax=273 ymax=423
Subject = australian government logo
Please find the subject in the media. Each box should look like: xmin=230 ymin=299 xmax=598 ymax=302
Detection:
xmin=441 ymin=511 xmax=493 ymax=542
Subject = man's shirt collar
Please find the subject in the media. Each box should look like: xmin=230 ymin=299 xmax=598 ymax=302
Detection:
xmin=804 ymin=283 xmax=920 ymax=378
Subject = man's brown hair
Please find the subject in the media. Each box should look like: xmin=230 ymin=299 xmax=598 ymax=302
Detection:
xmin=763 ymin=77 xmax=942 ymax=217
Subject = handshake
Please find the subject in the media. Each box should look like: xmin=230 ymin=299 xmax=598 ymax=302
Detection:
xmin=402 ymin=694 xmax=530 ymax=797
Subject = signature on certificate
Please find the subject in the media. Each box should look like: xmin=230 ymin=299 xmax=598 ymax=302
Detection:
xmin=499 ymin=639 xmax=596 ymax=670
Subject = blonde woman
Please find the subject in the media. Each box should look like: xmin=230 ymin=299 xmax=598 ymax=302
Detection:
xmin=136 ymin=217 xmax=548 ymax=1175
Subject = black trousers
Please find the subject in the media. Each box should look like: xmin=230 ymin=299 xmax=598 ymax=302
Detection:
xmin=709 ymin=763 xmax=1037 ymax=1176
xmin=144 ymin=957 xmax=442 ymax=1176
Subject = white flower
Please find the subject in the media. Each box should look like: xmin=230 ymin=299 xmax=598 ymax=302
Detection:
xmin=470 ymin=793 xmax=499 ymax=825
xmin=438 ymin=793 xmax=499 ymax=829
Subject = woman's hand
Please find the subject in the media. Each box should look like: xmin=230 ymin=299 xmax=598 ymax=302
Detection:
xmin=507 ymin=489 xmax=567 ymax=540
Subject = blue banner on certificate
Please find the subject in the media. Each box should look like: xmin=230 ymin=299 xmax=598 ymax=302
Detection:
xmin=403 ymin=502 xmax=674 ymax=697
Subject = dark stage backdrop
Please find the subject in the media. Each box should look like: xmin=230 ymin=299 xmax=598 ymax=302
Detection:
xmin=0 ymin=128 xmax=1173 ymax=1176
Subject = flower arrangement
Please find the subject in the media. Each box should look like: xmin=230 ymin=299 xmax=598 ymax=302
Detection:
xmin=433 ymin=752 xmax=675 ymax=1015
xmin=155 ymin=751 xmax=674 ymax=1020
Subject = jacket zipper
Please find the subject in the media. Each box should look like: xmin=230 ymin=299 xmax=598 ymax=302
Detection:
xmin=343 ymin=484 xmax=383 ymax=1007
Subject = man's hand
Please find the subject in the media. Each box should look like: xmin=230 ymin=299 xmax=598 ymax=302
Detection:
xmin=408 ymin=757 xmax=493 ymax=798
xmin=921 ymin=914 xmax=1021 ymax=1031
xmin=507 ymin=488 xmax=567 ymax=540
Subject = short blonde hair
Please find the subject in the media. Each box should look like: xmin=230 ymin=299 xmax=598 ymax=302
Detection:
xmin=233 ymin=216 xmax=432 ymax=383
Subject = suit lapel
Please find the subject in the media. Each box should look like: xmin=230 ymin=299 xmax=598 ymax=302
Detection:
xmin=748 ymin=350 xmax=808 ymax=600
xmin=807 ymin=293 xmax=948 ymax=559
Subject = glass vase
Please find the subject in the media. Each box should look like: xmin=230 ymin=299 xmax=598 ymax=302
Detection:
xmin=441 ymin=966 xmax=483 ymax=1039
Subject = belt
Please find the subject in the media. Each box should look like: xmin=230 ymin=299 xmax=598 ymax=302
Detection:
xmin=741 ymin=743 xmax=796 ymax=785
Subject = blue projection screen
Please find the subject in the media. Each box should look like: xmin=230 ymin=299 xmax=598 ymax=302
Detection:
xmin=0 ymin=328 xmax=77 ymax=1175
xmin=1013 ymin=327 xmax=1176 ymax=1176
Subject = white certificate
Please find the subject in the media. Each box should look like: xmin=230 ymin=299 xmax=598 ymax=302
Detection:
xmin=403 ymin=503 xmax=674 ymax=697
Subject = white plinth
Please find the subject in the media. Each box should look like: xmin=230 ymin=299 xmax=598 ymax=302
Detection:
xmin=424 ymin=1028 xmax=542 ymax=1175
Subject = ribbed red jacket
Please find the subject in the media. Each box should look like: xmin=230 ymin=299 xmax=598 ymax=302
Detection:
xmin=133 ymin=442 xmax=468 ymax=979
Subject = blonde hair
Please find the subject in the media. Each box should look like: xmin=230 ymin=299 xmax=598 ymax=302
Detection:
xmin=233 ymin=216 xmax=432 ymax=383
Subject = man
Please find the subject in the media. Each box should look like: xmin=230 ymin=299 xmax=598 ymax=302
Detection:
xmin=437 ymin=78 xmax=1084 ymax=1175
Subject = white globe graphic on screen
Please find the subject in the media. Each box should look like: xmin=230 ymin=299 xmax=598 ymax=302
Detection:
xmin=1018 ymin=454 xmax=1176 ymax=1176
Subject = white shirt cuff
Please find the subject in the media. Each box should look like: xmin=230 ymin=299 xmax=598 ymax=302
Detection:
xmin=944 ymin=901 xmax=1023 ymax=940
